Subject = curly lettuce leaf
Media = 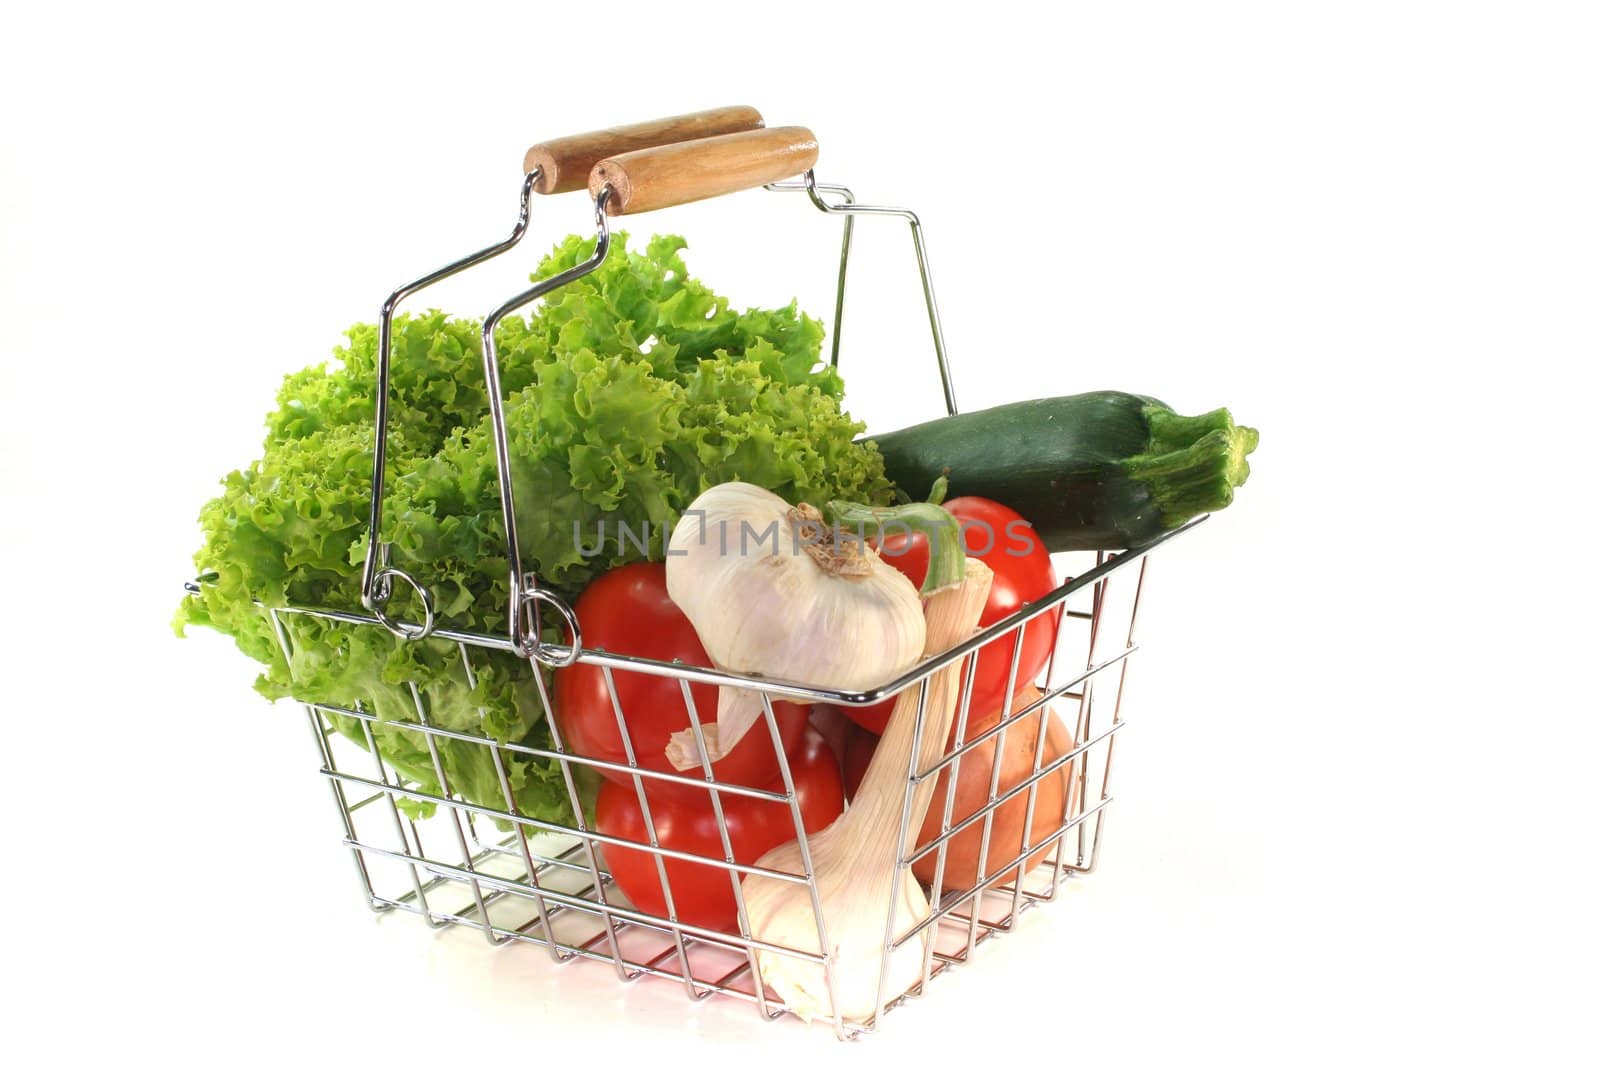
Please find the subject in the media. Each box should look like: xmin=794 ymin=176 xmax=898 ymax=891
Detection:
xmin=177 ymin=232 xmax=893 ymax=828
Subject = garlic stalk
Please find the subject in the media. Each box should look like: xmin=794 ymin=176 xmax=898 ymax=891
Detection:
xmin=740 ymin=556 xmax=995 ymax=1025
xmin=664 ymin=482 xmax=928 ymax=770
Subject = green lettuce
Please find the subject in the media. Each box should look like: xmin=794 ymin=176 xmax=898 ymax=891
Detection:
xmin=177 ymin=233 xmax=893 ymax=826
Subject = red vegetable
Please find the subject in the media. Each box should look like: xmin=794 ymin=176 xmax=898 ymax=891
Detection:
xmin=552 ymin=562 xmax=808 ymax=789
xmin=595 ymin=726 xmax=845 ymax=932
xmin=841 ymin=718 xmax=875 ymax=799
xmin=840 ymin=497 xmax=1062 ymax=736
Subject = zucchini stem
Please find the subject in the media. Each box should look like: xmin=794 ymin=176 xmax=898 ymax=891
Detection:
xmin=1129 ymin=405 xmax=1260 ymax=527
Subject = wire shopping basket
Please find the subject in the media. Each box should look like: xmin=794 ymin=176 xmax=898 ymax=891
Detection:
xmin=189 ymin=108 xmax=1201 ymax=1040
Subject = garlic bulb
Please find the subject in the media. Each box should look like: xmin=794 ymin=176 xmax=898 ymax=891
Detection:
xmin=740 ymin=558 xmax=995 ymax=1024
xmin=664 ymin=482 xmax=926 ymax=770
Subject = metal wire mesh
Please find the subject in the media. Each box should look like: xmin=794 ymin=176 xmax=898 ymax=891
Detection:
xmin=267 ymin=535 xmax=1170 ymax=1039
xmin=232 ymin=136 xmax=1193 ymax=1039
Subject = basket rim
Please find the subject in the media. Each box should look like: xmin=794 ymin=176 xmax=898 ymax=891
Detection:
xmin=242 ymin=518 xmax=1200 ymax=705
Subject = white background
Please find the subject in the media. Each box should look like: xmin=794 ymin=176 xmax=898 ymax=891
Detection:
xmin=3 ymin=2 xmax=1597 ymax=1063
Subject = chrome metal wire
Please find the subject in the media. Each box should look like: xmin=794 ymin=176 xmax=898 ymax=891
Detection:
xmin=209 ymin=162 xmax=1202 ymax=1039
xmin=480 ymin=186 xmax=613 ymax=663
xmin=254 ymin=531 xmax=1174 ymax=1038
xmin=766 ymin=172 xmax=957 ymax=414
xmin=360 ymin=170 xmax=543 ymax=639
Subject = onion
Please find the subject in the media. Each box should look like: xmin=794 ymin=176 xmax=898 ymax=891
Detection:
xmin=843 ymin=686 xmax=1078 ymax=894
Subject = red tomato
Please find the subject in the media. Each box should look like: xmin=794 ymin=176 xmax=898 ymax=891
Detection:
xmin=842 ymin=497 xmax=1062 ymax=736
xmin=841 ymin=719 xmax=875 ymax=799
xmin=595 ymin=726 xmax=845 ymax=932
xmin=553 ymin=562 xmax=808 ymax=789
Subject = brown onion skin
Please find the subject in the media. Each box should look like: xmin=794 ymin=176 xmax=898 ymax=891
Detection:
xmin=841 ymin=687 xmax=1075 ymax=893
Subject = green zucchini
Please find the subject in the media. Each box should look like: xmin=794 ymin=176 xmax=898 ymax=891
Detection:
xmin=865 ymin=391 xmax=1258 ymax=551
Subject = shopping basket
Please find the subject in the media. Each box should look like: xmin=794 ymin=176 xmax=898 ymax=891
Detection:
xmin=184 ymin=107 xmax=1202 ymax=1040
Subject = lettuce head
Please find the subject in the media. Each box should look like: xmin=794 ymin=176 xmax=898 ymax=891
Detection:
xmin=177 ymin=233 xmax=893 ymax=824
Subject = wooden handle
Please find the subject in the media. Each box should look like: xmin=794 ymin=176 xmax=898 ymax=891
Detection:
xmin=589 ymin=126 xmax=818 ymax=216
xmin=523 ymin=106 xmax=764 ymax=194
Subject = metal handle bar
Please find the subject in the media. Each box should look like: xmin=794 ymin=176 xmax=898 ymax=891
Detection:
xmin=364 ymin=130 xmax=959 ymax=662
xmin=764 ymin=170 xmax=957 ymax=416
xmin=358 ymin=109 xmax=768 ymax=641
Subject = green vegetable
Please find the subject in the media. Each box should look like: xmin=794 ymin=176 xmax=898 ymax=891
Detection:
xmin=826 ymin=496 xmax=967 ymax=594
xmin=866 ymin=390 xmax=1258 ymax=551
xmin=176 ymin=233 xmax=893 ymax=824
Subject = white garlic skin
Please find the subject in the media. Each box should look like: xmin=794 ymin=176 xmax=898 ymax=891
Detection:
xmin=666 ymin=482 xmax=926 ymax=693
xmin=740 ymin=834 xmax=932 ymax=1024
